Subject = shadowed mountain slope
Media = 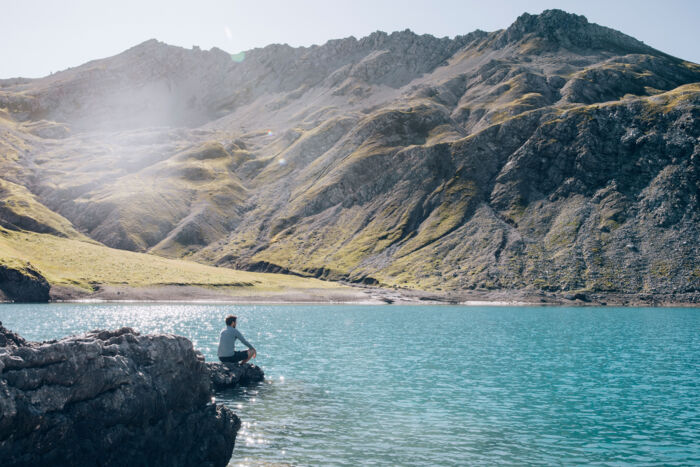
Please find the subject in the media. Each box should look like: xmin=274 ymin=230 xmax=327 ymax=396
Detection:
xmin=1 ymin=9 xmax=698 ymax=296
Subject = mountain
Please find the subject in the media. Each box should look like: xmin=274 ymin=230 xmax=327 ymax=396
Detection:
xmin=0 ymin=9 xmax=698 ymax=300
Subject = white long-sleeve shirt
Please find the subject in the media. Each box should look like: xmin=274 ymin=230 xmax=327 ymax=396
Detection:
xmin=217 ymin=326 xmax=253 ymax=357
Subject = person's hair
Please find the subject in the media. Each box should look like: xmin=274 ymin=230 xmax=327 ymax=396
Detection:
xmin=225 ymin=315 xmax=237 ymax=326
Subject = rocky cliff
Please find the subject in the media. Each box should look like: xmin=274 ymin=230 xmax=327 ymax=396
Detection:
xmin=0 ymin=325 xmax=241 ymax=466
xmin=0 ymin=260 xmax=50 ymax=302
xmin=0 ymin=9 xmax=698 ymax=297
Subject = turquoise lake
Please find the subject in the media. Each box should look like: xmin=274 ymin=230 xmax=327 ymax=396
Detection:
xmin=1 ymin=304 xmax=698 ymax=466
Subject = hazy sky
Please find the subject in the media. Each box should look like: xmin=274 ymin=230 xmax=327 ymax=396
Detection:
xmin=2 ymin=0 xmax=699 ymax=78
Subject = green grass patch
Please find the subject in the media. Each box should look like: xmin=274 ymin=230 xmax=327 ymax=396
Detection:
xmin=0 ymin=227 xmax=342 ymax=293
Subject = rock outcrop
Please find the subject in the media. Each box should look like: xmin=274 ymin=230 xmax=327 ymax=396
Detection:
xmin=0 ymin=323 xmax=26 ymax=349
xmin=0 ymin=325 xmax=240 ymax=467
xmin=207 ymin=362 xmax=265 ymax=390
xmin=0 ymin=262 xmax=50 ymax=303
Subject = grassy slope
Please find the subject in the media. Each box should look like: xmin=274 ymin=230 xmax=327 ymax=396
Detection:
xmin=0 ymin=178 xmax=85 ymax=238
xmin=0 ymin=227 xmax=341 ymax=293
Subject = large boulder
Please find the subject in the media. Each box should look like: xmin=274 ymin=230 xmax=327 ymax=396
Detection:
xmin=0 ymin=326 xmax=240 ymax=467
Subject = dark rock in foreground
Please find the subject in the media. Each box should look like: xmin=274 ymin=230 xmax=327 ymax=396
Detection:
xmin=0 ymin=323 xmax=26 ymax=349
xmin=0 ymin=263 xmax=50 ymax=303
xmin=0 ymin=325 xmax=240 ymax=467
xmin=207 ymin=362 xmax=265 ymax=390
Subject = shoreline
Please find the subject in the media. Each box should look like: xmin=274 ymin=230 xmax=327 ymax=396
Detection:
xmin=2 ymin=283 xmax=696 ymax=307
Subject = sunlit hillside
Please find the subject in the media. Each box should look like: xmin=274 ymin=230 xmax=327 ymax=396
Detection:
xmin=0 ymin=227 xmax=343 ymax=294
xmin=0 ymin=9 xmax=698 ymax=300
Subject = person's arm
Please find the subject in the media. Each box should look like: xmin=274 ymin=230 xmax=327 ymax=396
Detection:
xmin=233 ymin=328 xmax=254 ymax=349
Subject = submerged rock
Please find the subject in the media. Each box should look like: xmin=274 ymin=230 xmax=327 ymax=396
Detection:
xmin=0 ymin=326 xmax=240 ymax=467
xmin=207 ymin=362 xmax=265 ymax=390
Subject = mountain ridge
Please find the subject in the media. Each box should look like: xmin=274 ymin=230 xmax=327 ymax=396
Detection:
xmin=0 ymin=9 xmax=698 ymax=300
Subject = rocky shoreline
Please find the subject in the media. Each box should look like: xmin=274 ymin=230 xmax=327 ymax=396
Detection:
xmin=42 ymin=283 xmax=700 ymax=307
xmin=0 ymin=261 xmax=697 ymax=306
xmin=0 ymin=259 xmax=696 ymax=307
xmin=0 ymin=323 xmax=263 ymax=466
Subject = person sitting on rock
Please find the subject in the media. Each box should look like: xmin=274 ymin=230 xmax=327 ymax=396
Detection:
xmin=217 ymin=314 xmax=256 ymax=365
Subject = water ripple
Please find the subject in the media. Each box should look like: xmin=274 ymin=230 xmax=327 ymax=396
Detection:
xmin=1 ymin=304 xmax=698 ymax=466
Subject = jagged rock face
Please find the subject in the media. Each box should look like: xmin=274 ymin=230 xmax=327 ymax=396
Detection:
xmin=0 ymin=322 xmax=26 ymax=349
xmin=496 ymin=9 xmax=655 ymax=53
xmin=1 ymin=9 xmax=699 ymax=294
xmin=0 ymin=327 xmax=240 ymax=467
xmin=0 ymin=262 xmax=50 ymax=302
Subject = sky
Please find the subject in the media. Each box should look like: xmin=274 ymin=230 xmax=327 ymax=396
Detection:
xmin=1 ymin=0 xmax=699 ymax=78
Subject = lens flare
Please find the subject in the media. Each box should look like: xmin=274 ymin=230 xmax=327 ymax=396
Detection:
xmin=231 ymin=51 xmax=245 ymax=63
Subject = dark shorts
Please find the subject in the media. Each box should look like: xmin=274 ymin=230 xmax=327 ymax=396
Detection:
xmin=219 ymin=350 xmax=249 ymax=363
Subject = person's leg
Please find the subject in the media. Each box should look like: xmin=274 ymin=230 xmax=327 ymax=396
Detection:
xmin=240 ymin=348 xmax=253 ymax=364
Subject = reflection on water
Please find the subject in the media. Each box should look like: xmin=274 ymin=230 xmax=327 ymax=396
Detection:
xmin=1 ymin=304 xmax=699 ymax=466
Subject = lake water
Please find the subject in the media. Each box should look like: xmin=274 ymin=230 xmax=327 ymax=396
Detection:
xmin=1 ymin=304 xmax=698 ymax=466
